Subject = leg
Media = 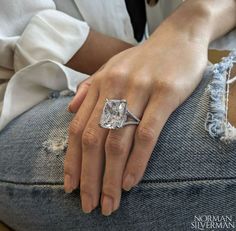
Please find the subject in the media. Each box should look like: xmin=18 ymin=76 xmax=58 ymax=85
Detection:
xmin=1 ymin=65 xmax=236 ymax=231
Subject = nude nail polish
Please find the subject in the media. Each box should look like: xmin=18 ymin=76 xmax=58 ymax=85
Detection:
xmin=81 ymin=192 xmax=93 ymax=213
xmin=67 ymin=104 xmax=72 ymax=112
xmin=102 ymin=195 xmax=114 ymax=216
xmin=123 ymin=174 xmax=135 ymax=191
xmin=64 ymin=174 xmax=74 ymax=193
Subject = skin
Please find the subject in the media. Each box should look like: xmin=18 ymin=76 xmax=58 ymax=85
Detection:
xmin=66 ymin=29 xmax=133 ymax=75
xmin=66 ymin=30 xmax=133 ymax=112
xmin=64 ymin=0 xmax=236 ymax=216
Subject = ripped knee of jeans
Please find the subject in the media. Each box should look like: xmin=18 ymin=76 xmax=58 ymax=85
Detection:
xmin=42 ymin=136 xmax=68 ymax=156
xmin=205 ymin=50 xmax=236 ymax=143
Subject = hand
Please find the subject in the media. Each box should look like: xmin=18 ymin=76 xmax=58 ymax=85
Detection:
xmin=63 ymin=0 xmax=236 ymax=217
xmin=64 ymin=21 xmax=209 ymax=216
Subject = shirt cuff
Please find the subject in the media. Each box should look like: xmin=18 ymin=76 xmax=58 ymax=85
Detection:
xmin=14 ymin=9 xmax=90 ymax=71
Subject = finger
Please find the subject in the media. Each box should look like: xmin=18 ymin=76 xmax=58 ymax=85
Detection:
xmin=80 ymin=96 xmax=109 ymax=213
xmin=68 ymin=77 xmax=93 ymax=113
xmin=122 ymin=92 xmax=175 ymax=191
xmin=64 ymin=83 xmax=98 ymax=194
xmin=68 ymin=65 xmax=104 ymax=113
xmin=101 ymin=84 xmax=150 ymax=216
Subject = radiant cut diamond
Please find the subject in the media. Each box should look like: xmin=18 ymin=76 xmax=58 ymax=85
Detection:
xmin=100 ymin=99 xmax=127 ymax=129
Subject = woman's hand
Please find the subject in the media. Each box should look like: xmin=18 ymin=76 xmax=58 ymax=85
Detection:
xmin=64 ymin=25 xmax=208 ymax=216
xmin=64 ymin=0 xmax=236 ymax=216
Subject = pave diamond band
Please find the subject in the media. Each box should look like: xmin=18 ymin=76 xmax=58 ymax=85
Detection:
xmin=99 ymin=99 xmax=140 ymax=129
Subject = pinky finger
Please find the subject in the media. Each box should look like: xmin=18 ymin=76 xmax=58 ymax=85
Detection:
xmin=122 ymin=93 xmax=174 ymax=191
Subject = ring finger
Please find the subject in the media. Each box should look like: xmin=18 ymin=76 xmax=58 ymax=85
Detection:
xmin=101 ymin=83 xmax=150 ymax=216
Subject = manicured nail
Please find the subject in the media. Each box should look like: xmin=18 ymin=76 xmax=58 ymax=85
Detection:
xmin=81 ymin=192 xmax=93 ymax=213
xmin=64 ymin=174 xmax=74 ymax=193
xmin=67 ymin=103 xmax=72 ymax=113
xmin=123 ymin=174 xmax=135 ymax=191
xmin=102 ymin=195 xmax=114 ymax=216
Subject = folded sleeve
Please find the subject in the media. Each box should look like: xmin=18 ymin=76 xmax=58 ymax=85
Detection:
xmin=14 ymin=9 xmax=90 ymax=71
xmin=209 ymin=28 xmax=236 ymax=50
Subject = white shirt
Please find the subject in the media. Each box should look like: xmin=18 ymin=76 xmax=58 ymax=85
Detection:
xmin=0 ymin=0 xmax=235 ymax=131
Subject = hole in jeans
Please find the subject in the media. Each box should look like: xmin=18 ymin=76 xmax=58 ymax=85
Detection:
xmin=42 ymin=136 xmax=68 ymax=156
xmin=205 ymin=50 xmax=236 ymax=143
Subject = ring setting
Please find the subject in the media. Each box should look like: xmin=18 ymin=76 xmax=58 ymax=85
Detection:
xmin=99 ymin=98 xmax=140 ymax=129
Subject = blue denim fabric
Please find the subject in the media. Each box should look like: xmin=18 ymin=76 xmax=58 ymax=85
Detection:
xmin=0 ymin=65 xmax=236 ymax=231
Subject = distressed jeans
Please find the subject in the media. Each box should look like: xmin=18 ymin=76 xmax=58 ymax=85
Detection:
xmin=0 ymin=64 xmax=236 ymax=231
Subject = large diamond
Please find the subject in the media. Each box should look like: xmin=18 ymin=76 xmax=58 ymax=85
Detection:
xmin=100 ymin=99 xmax=127 ymax=129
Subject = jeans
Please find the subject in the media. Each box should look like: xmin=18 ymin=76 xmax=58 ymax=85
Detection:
xmin=0 ymin=65 xmax=236 ymax=231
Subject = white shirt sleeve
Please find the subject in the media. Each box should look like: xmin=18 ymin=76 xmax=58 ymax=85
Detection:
xmin=14 ymin=9 xmax=90 ymax=71
xmin=0 ymin=9 xmax=90 ymax=131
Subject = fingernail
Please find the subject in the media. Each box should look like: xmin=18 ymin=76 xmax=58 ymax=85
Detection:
xmin=64 ymin=174 xmax=74 ymax=193
xmin=123 ymin=174 xmax=135 ymax=191
xmin=81 ymin=192 xmax=93 ymax=213
xmin=102 ymin=195 xmax=114 ymax=216
xmin=67 ymin=104 xmax=72 ymax=113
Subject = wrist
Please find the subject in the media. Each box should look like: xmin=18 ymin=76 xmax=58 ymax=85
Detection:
xmin=158 ymin=1 xmax=212 ymax=46
xmin=150 ymin=0 xmax=236 ymax=47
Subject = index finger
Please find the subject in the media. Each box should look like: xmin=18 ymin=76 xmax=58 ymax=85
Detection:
xmin=64 ymin=83 xmax=99 ymax=193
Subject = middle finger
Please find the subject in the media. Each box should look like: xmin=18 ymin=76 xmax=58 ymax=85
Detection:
xmin=101 ymin=83 xmax=150 ymax=216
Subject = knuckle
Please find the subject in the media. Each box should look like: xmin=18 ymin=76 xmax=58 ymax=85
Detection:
xmin=69 ymin=119 xmax=83 ymax=136
xmin=92 ymin=74 xmax=102 ymax=84
xmin=109 ymin=67 xmax=127 ymax=78
xmin=155 ymin=78 xmax=177 ymax=94
xmin=102 ymin=183 xmax=119 ymax=197
xmin=80 ymin=81 xmax=90 ymax=89
xmin=132 ymin=78 xmax=146 ymax=90
xmin=106 ymin=77 xmax=122 ymax=88
xmin=80 ymin=182 xmax=94 ymax=194
xmin=105 ymin=135 xmax=126 ymax=155
xmin=136 ymin=125 xmax=156 ymax=143
xmin=82 ymin=127 xmax=100 ymax=148
xmin=156 ymin=79 xmax=173 ymax=91
xmin=130 ymin=158 xmax=145 ymax=171
xmin=154 ymin=78 xmax=182 ymax=108
xmin=106 ymin=68 xmax=127 ymax=86
xmin=133 ymin=159 xmax=148 ymax=176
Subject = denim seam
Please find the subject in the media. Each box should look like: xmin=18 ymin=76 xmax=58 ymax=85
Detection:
xmin=1 ymin=176 xmax=236 ymax=187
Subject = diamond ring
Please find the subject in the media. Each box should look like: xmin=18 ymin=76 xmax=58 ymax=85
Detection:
xmin=99 ymin=99 xmax=140 ymax=129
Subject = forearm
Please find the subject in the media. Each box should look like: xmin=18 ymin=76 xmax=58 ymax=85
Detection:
xmin=66 ymin=29 xmax=133 ymax=75
xmin=149 ymin=0 xmax=236 ymax=47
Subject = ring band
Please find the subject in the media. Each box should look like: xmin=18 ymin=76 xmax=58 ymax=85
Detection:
xmin=99 ymin=98 xmax=140 ymax=129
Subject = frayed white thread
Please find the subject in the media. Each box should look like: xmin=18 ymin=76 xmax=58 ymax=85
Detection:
xmin=227 ymin=75 xmax=236 ymax=84
xmin=220 ymin=123 xmax=236 ymax=144
xmin=205 ymin=50 xmax=236 ymax=143
xmin=42 ymin=136 xmax=68 ymax=156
